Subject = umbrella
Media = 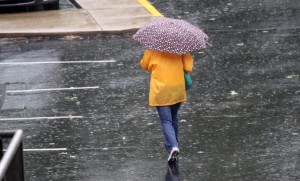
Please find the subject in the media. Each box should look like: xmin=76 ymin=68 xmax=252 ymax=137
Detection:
xmin=133 ymin=17 xmax=209 ymax=55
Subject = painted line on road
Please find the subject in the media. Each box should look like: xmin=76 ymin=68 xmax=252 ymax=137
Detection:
xmin=0 ymin=60 xmax=116 ymax=65
xmin=203 ymin=115 xmax=248 ymax=118
xmin=137 ymin=0 xmax=163 ymax=16
xmin=23 ymin=148 xmax=67 ymax=152
xmin=78 ymin=146 xmax=141 ymax=150
xmin=7 ymin=86 xmax=99 ymax=93
xmin=0 ymin=116 xmax=83 ymax=121
xmin=5 ymin=147 xmax=146 ymax=152
xmin=3 ymin=148 xmax=67 ymax=152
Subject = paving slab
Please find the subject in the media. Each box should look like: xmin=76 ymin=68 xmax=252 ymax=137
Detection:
xmin=75 ymin=0 xmax=142 ymax=9
xmin=88 ymin=6 xmax=157 ymax=31
xmin=93 ymin=15 xmax=157 ymax=31
xmin=72 ymin=0 xmax=159 ymax=31
xmin=0 ymin=9 xmax=101 ymax=36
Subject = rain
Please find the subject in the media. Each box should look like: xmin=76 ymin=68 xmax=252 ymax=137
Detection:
xmin=0 ymin=0 xmax=299 ymax=180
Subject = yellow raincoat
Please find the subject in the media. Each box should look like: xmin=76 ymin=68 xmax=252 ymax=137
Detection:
xmin=140 ymin=49 xmax=194 ymax=106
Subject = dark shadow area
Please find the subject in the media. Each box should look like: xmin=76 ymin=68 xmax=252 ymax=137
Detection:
xmin=165 ymin=163 xmax=180 ymax=181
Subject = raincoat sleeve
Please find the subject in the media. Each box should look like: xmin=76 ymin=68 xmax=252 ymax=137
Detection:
xmin=140 ymin=50 xmax=153 ymax=72
xmin=182 ymin=53 xmax=194 ymax=73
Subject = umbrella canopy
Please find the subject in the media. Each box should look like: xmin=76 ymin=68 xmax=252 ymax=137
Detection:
xmin=133 ymin=17 xmax=209 ymax=55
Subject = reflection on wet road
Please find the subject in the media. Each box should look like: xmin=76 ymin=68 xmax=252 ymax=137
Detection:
xmin=0 ymin=0 xmax=299 ymax=180
xmin=165 ymin=164 xmax=180 ymax=181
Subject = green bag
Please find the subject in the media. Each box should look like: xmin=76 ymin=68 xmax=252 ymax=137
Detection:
xmin=184 ymin=71 xmax=192 ymax=90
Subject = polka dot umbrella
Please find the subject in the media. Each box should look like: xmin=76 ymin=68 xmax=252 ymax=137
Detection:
xmin=133 ymin=17 xmax=209 ymax=55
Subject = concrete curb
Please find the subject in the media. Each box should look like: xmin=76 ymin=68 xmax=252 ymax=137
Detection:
xmin=0 ymin=28 xmax=140 ymax=38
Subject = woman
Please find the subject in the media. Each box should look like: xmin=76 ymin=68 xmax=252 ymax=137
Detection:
xmin=140 ymin=49 xmax=194 ymax=164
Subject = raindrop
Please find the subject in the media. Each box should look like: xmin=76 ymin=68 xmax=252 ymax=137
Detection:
xmin=230 ymin=90 xmax=238 ymax=96
xmin=286 ymin=74 xmax=299 ymax=79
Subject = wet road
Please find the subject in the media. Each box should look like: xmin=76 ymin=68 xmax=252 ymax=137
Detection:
xmin=1 ymin=0 xmax=300 ymax=180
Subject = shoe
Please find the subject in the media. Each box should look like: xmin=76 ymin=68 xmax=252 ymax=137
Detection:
xmin=167 ymin=147 xmax=179 ymax=164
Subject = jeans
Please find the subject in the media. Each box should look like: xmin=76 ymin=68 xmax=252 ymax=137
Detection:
xmin=156 ymin=102 xmax=181 ymax=153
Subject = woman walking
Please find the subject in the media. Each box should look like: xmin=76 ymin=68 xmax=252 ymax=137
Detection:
xmin=140 ymin=49 xmax=194 ymax=164
xmin=134 ymin=17 xmax=207 ymax=163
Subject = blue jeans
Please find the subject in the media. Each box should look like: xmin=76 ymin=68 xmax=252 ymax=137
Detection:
xmin=156 ymin=102 xmax=181 ymax=153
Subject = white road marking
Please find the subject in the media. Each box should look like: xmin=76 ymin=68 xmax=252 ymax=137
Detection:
xmin=78 ymin=146 xmax=140 ymax=150
xmin=23 ymin=148 xmax=67 ymax=152
xmin=0 ymin=60 xmax=116 ymax=65
xmin=0 ymin=116 xmax=83 ymax=121
xmin=203 ymin=115 xmax=244 ymax=118
xmin=4 ymin=147 xmax=143 ymax=152
xmin=7 ymin=86 xmax=99 ymax=93
xmin=3 ymin=148 xmax=68 ymax=152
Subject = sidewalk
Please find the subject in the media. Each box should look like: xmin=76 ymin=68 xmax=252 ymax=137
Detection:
xmin=0 ymin=0 xmax=163 ymax=37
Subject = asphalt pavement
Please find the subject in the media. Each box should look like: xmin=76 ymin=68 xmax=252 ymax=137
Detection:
xmin=0 ymin=0 xmax=299 ymax=180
